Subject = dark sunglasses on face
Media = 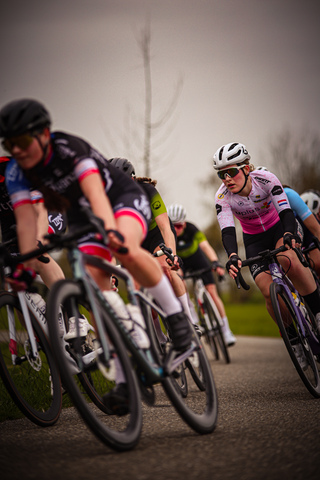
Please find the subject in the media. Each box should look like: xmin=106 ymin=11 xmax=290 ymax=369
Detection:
xmin=217 ymin=164 xmax=247 ymax=180
xmin=1 ymin=134 xmax=35 ymax=152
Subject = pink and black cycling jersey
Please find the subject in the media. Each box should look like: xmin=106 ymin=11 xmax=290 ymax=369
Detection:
xmin=215 ymin=170 xmax=290 ymax=234
xmin=5 ymin=131 xmax=151 ymax=237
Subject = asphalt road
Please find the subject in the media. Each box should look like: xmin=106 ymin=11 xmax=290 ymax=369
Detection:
xmin=1 ymin=336 xmax=319 ymax=480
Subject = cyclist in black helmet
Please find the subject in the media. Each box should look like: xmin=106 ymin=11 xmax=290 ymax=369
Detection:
xmin=0 ymin=99 xmax=193 ymax=359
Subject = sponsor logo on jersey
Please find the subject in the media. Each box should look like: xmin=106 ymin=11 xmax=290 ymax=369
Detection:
xmin=254 ymin=176 xmax=271 ymax=184
xmin=216 ymin=204 xmax=222 ymax=215
xmin=133 ymin=195 xmax=151 ymax=220
xmin=152 ymin=200 xmax=161 ymax=210
xmin=271 ymin=185 xmax=283 ymax=196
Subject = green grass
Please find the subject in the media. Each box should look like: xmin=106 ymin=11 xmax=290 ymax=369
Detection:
xmin=225 ymin=301 xmax=280 ymax=337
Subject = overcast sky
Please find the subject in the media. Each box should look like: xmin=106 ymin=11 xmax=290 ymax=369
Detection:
xmin=1 ymin=0 xmax=320 ymax=229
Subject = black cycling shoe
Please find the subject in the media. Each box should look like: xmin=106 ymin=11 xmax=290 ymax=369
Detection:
xmin=166 ymin=311 xmax=193 ymax=351
xmin=102 ymin=383 xmax=129 ymax=416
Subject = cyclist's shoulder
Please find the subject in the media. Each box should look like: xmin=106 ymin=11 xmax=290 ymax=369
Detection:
xmin=250 ymin=169 xmax=281 ymax=188
xmin=215 ymin=184 xmax=230 ymax=202
xmin=51 ymin=131 xmax=104 ymax=163
xmin=284 ymin=186 xmax=312 ymax=219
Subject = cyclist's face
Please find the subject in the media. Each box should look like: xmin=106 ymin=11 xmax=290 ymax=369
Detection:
xmin=220 ymin=164 xmax=249 ymax=193
xmin=173 ymin=222 xmax=186 ymax=236
xmin=8 ymin=129 xmax=50 ymax=170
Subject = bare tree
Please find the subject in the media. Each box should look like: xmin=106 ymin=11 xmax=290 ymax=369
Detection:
xmin=264 ymin=127 xmax=320 ymax=192
xmin=134 ymin=21 xmax=183 ymax=176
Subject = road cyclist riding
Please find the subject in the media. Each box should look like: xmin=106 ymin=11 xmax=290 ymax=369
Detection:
xmin=213 ymin=142 xmax=320 ymax=379
xmin=0 ymin=98 xmax=218 ymax=450
xmin=167 ymin=203 xmax=236 ymax=348
xmin=0 ymin=155 xmax=84 ymax=425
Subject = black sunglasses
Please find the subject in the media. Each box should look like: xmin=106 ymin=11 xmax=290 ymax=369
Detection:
xmin=217 ymin=165 xmax=247 ymax=180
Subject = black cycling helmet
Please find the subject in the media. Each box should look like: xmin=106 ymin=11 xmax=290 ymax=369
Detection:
xmin=0 ymin=99 xmax=51 ymax=138
xmin=108 ymin=157 xmax=135 ymax=177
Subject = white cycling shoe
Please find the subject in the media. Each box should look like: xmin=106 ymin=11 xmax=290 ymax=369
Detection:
xmin=222 ymin=328 xmax=236 ymax=347
xmin=64 ymin=315 xmax=94 ymax=341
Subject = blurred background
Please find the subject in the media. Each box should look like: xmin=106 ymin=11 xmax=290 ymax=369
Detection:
xmin=2 ymin=0 xmax=320 ymax=304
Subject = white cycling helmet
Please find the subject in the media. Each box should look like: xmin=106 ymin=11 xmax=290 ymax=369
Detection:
xmin=300 ymin=190 xmax=320 ymax=215
xmin=213 ymin=142 xmax=251 ymax=170
xmin=255 ymin=166 xmax=268 ymax=171
xmin=168 ymin=203 xmax=187 ymax=223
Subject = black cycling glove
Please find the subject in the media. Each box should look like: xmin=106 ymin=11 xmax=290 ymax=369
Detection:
xmin=283 ymin=233 xmax=300 ymax=249
xmin=226 ymin=255 xmax=241 ymax=274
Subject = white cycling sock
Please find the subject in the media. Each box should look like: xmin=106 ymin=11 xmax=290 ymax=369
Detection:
xmin=221 ymin=316 xmax=231 ymax=331
xmin=146 ymin=275 xmax=182 ymax=316
xmin=177 ymin=293 xmax=193 ymax=323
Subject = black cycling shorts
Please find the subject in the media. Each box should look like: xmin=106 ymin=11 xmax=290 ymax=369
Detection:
xmin=142 ymin=221 xmax=176 ymax=254
xmin=182 ymin=249 xmax=215 ymax=285
xmin=243 ymin=221 xmax=284 ymax=280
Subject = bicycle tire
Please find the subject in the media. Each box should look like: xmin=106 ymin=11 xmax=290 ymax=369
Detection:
xmin=140 ymin=300 xmax=188 ymax=398
xmin=47 ymin=280 xmax=143 ymax=451
xmin=203 ymin=291 xmax=230 ymax=364
xmin=0 ymin=292 xmax=62 ymax=426
xmin=138 ymin=295 xmax=218 ymax=434
xmin=270 ymin=282 xmax=320 ymax=398
xmin=184 ymin=325 xmax=206 ymax=391
xmin=201 ymin=319 xmax=219 ymax=361
xmin=162 ymin=337 xmax=218 ymax=434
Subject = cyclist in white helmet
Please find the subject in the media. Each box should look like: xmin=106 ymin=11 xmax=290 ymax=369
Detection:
xmin=301 ymin=190 xmax=320 ymax=222
xmin=168 ymin=203 xmax=236 ymax=346
xmin=214 ymin=142 xmax=320 ymax=347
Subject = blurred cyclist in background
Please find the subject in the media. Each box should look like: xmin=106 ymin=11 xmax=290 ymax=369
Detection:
xmin=168 ymin=203 xmax=236 ymax=346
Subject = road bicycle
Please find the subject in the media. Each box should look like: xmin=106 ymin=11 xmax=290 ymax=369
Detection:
xmin=302 ymin=238 xmax=320 ymax=295
xmin=0 ymin=245 xmax=62 ymax=426
xmin=0 ymin=241 xmax=110 ymax=427
xmin=183 ymin=266 xmax=230 ymax=364
xmin=17 ymin=213 xmax=218 ymax=451
xmin=151 ymin=244 xmax=209 ymax=397
xmin=235 ymin=244 xmax=320 ymax=398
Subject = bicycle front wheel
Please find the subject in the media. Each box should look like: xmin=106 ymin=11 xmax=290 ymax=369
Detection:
xmin=270 ymin=282 xmax=320 ymax=398
xmin=203 ymin=291 xmax=230 ymax=364
xmin=161 ymin=335 xmax=218 ymax=434
xmin=0 ymin=292 xmax=62 ymax=426
xmin=47 ymin=280 xmax=142 ymax=451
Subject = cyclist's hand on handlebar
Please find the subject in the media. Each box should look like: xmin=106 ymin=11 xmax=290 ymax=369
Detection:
xmin=283 ymin=232 xmax=301 ymax=250
xmin=105 ymin=229 xmax=128 ymax=255
xmin=226 ymin=254 xmax=242 ymax=280
xmin=6 ymin=264 xmax=37 ymax=291
xmin=166 ymin=254 xmax=183 ymax=271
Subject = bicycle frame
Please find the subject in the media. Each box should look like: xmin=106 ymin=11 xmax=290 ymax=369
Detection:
xmin=68 ymin=246 xmax=198 ymax=382
xmin=268 ymin=257 xmax=320 ymax=355
xmin=5 ymin=289 xmax=49 ymax=365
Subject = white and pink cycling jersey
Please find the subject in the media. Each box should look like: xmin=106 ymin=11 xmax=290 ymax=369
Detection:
xmin=215 ymin=170 xmax=290 ymax=234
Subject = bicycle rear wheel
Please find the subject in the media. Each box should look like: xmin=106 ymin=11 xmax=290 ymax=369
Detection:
xmin=47 ymin=280 xmax=142 ymax=451
xmin=203 ymin=291 xmax=230 ymax=364
xmin=0 ymin=292 xmax=62 ymax=426
xmin=270 ymin=282 xmax=320 ymax=398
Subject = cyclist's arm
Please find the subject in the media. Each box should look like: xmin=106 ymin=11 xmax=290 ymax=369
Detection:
xmin=33 ymin=200 xmax=50 ymax=243
xmin=14 ymin=204 xmax=38 ymax=260
xmin=79 ymin=171 xmax=124 ymax=251
xmin=155 ymin=212 xmax=177 ymax=254
xmin=199 ymin=239 xmax=224 ymax=276
xmin=303 ymin=214 xmax=320 ymax=239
